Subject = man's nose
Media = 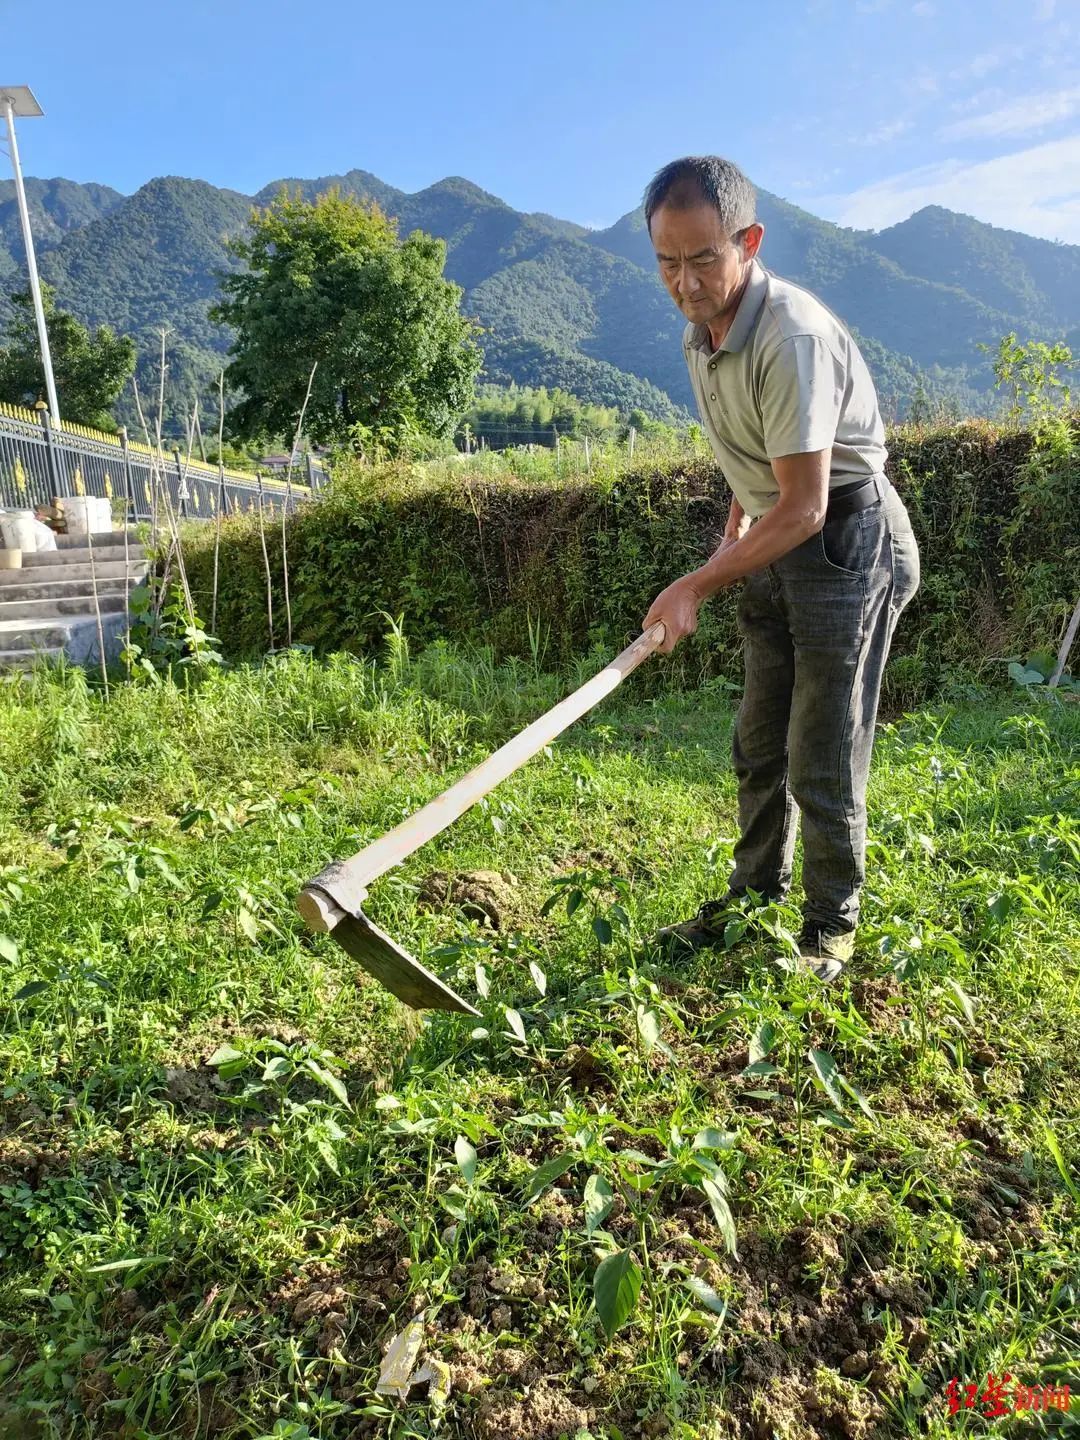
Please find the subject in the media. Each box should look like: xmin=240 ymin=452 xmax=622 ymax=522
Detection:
xmin=677 ymin=264 xmax=700 ymax=297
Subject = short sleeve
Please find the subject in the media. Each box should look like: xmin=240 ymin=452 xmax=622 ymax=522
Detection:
xmin=760 ymin=335 xmax=845 ymax=459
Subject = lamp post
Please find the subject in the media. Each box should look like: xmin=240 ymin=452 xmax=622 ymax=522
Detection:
xmin=0 ymin=85 xmax=60 ymax=426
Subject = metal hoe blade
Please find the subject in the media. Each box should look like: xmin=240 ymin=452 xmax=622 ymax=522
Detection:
xmin=315 ymin=893 xmax=479 ymax=1016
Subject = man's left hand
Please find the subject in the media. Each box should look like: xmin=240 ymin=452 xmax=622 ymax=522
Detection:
xmin=643 ymin=574 xmax=706 ymax=653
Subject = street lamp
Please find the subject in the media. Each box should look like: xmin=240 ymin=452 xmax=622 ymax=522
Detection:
xmin=0 ymin=85 xmax=60 ymax=425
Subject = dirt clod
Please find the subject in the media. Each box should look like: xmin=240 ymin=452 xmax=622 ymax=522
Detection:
xmin=418 ymin=870 xmax=519 ymax=930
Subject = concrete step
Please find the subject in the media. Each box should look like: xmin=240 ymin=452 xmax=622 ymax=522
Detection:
xmin=0 ymin=649 xmax=61 ymax=671
xmin=55 ymin=528 xmax=141 ymax=550
xmin=1 ymin=558 xmax=147 ymax=586
xmin=0 ymin=593 xmax=130 ymax=623
xmin=0 ymin=575 xmax=137 ymax=603
xmin=23 ymin=543 xmax=146 ymax=569
xmin=0 ymin=618 xmax=71 ymax=652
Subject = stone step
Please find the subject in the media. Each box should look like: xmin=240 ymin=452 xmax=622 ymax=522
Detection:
xmin=22 ymin=543 xmax=146 ymax=569
xmin=0 ymin=593 xmax=130 ymax=623
xmin=0 ymin=618 xmax=71 ymax=652
xmin=0 ymin=649 xmax=59 ymax=672
xmin=0 ymin=575 xmax=137 ymax=603
xmin=55 ymin=528 xmax=141 ymax=550
xmin=0 ymin=558 xmax=147 ymax=586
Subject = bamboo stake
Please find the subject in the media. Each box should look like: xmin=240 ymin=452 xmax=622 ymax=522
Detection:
xmin=282 ymin=362 xmax=318 ymax=650
xmin=211 ymin=370 xmax=225 ymax=636
xmin=255 ymin=469 xmax=274 ymax=650
xmin=84 ymin=501 xmax=109 ymax=699
xmin=131 ymin=374 xmax=195 ymax=631
xmin=119 ymin=427 xmax=134 ymax=681
xmin=1049 ymin=595 xmax=1080 ymax=688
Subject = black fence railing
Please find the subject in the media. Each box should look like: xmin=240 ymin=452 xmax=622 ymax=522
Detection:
xmin=0 ymin=403 xmax=327 ymax=520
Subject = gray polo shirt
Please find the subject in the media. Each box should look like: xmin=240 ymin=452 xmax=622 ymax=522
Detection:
xmin=683 ymin=260 xmax=887 ymax=518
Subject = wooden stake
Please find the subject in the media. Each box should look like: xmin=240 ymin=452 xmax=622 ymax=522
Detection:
xmin=212 ymin=370 xmax=225 ymax=636
xmin=255 ymin=469 xmax=274 ymax=650
xmin=282 ymin=362 xmax=318 ymax=650
xmin=1049 ymin=594 xmax=1080 ymax=688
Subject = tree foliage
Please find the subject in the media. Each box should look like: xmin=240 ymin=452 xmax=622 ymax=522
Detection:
xmin=212 ymin=190 xmax=482 ymax=454
xmin=460 ymin=384 xmax=683 ymax=449
xmin=0 ymin=284 xmax=136 ymax=430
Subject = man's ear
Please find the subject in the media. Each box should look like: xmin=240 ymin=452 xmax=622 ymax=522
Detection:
xmin=743 ymin=222 xmax=765 ymax=259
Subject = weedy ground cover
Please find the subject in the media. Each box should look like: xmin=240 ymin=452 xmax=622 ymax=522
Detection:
xmin=0 ymin=644 xmax=1077 ymax=1440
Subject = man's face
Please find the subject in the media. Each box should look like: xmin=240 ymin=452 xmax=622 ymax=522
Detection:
xmin=650 ymin=202 xmax=762 ymax=330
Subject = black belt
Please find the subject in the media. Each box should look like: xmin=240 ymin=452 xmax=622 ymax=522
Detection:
xmin=826 ymin=474 xmax=888 ymax=518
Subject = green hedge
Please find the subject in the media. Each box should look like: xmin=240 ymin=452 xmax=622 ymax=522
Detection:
xmin=181 ymin=423 xmax=1079 ymax=705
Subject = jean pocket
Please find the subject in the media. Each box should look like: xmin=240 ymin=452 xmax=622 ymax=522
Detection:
xmin=818 ymin=512 xmax=864 ymax=577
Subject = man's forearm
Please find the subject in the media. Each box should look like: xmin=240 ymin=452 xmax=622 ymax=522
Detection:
xmin=691 ymin=496 xmax=822 ymax=599
xmin=722 ymin=497 xmax=749 ymax=546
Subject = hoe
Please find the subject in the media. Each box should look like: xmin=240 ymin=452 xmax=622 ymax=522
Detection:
xmin=297 ymin=622 xmax=667 ymax=1015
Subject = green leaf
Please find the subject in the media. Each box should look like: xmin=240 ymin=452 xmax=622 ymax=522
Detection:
xmin=529 ymin=960 xmax=547 ymax=997
xmin=566 ymin=888 xmax=584 ymax=917
xmin=474 ymin=963 xmax=490 ymax=999
xmin=87 ymin=1255 xmax=169 ymax=1273
xmin=237 ymin=907 xmax=259 ymax=942
xmin=261 ymin=1055 xmax=291 ymax=1082
xmin=525 ymin=1151 xmax=575 ymax=1203
xmin=593 ymin=1248 xmax=642 ymax=1338
xmin=0 ymin=935 xmax=18 ymax=963
xmin=636 ymin=1006 xmax=660 ymax=1052
xmin=374 ymin=1095 xmax=401 ymax=1111
xmin=701 ymin=1176 xmax=738 ymax=1256
xmin=584 ymin=1173 xmax=613 ymax=1237
xmin=12 ymin=979 xmax=47 ymax=1001
xmin=814 ymin=1108 xmax=856 ymax=1130
xmin=303 ymin=1058 xmax=349 ymax=1107
xmin=503 ymin=1007 xmax=527 ymax=1044
xmin=683 ymin=1274 xmax=728 ymax=1318
xmin=592 ymin=916 xmax=613 ymax=946
xmin=454 ymin=1135 xmax=477 ymax=1186
xmin=200 ymin=891 xmax=223 ymax=919
xmin=944 ymin=977 xmax=977 ymax=1025
xmin=1044 ymin=1124 xmax=1080 ymax=1204
xmin=693 ymin=1127 xmax=735 ymax=1152
xmin=808 ymin=1048 xmax=845 ymax=1110
xmin=206 ymin=1044 xmax=245 ymax=1068
xmin=741 ymin=1059 xmax=780 ymax=1078
xmin=837 ymin=1074 xmax=875 ymax=1119
xmin=749 ymin=1019 xmax=775 ymax=1064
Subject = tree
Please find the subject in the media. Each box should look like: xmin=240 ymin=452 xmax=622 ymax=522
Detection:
xmin=0 ymin=285 xmax=136 ymax=431
xmin=212 ymin=190 xmax=483 ymax=455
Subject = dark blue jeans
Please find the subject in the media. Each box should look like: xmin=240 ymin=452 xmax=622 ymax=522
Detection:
xmin=728 ymin=485 xmax=920 ymax=935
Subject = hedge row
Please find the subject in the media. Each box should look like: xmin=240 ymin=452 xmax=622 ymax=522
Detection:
xmin=180 ymin=423 xmax=1079 ymax=705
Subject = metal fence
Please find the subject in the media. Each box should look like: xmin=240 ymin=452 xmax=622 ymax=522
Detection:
xmin=0 ymin=402 xmax=327 ymax=520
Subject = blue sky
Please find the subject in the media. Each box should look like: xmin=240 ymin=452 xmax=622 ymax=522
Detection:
xmin=3 ymin=0 xmax=1079 ymax=241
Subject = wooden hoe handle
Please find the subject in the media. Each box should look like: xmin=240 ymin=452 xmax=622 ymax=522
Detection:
xmin=298 ymin=622 xmax=667 ymax=931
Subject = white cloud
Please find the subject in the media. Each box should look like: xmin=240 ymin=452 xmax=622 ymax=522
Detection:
xmin=912 ymin=1 xmax=935 ymax=14
xmin=855 ymin=118 xmax=914 ymax=146
xmin=813 ymin=134 xmax=1080 ymax=242
xmin=942 ymin=85 xmax=1080 ymax=140
xmin=1037 ymin=0 xmax=1056 ymax=19
xmin=949 ymin=49 xmax=1012 ymax=82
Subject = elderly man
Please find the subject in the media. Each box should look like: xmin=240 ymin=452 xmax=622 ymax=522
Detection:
xmin=642 ymin=156 xmax=920 ymax=980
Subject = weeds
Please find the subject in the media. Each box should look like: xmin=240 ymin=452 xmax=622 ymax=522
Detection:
xmin=0 ymin=643 xmax=1077 ymax=1438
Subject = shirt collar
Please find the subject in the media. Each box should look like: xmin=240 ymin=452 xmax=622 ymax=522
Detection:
xmin=688 ymin=259 xmax=769 ymax=356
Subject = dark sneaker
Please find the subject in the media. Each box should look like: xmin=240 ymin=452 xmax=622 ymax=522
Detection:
xmin=648 ymin=894 xmax=748 ymax=960
xmin=798 ymin=928 xmax=856 ymax=982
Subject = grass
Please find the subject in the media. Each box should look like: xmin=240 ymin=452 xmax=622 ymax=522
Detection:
xmin=0 ymin=640 xmax=1077 ymax=1440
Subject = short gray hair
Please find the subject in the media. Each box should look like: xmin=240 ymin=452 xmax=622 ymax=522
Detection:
xmin=644 ymin=156 xmax=756 ymax=235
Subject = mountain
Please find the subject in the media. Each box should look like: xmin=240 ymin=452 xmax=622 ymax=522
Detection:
xmin=0 ymin=177 xmax=123 ymax=303
xmin=3 ymin=167 xmax=1079 ymax=431
xmin=863 ymin=206 xmax=1080 ymax=335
